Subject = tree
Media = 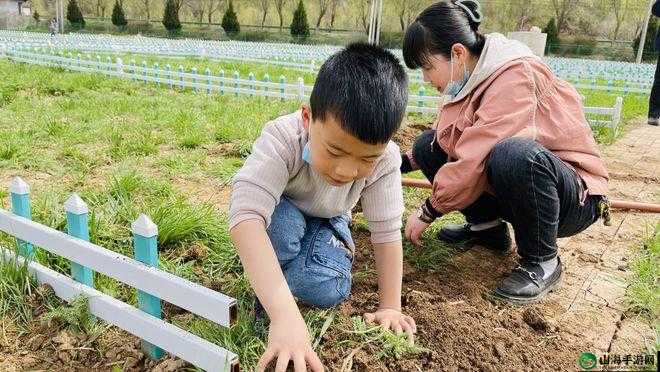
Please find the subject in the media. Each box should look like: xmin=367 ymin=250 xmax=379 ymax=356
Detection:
xmin=543 ymin=17 xmax=560 ymax=51
xmin=95 ymin=0 xmax=108 ymax=17
xmin=221 ymin=0 xmax=240 ymax=34
xmin=162 ymin=0 xmax=182 ymax=34
xmin=328 ymin=0 xmax=343 ymax=28
xmin=111 ymin=0 xmax=127 ymax=28
xmin=354 ymin=0 xmax=369 ymax=32
xmin=611 ymin=0 xmax=628 ymax=42
xmin=66 ymin=0 xmax=85 ymax=28
xmin=275 ymin=0 xmax=288 ymax=32
xmin=33 ymin=10 xmax=40 ymax=22
xmin=254 ymin=0 xmax=269 ymax=28
xmin=206 ymin=0 xmax=224 ymax=24
xmin=393 ymin=0 xmax=425 ymax=31
xmin=315 ymin=0 xmax=331 ymax=31
xmin=550 ymin=0 xmax=580 ymax=33
xmin=290 ymin=0 xmax=309 ymax=38
xmin=185 ymin=0 xmax=205 ymax=22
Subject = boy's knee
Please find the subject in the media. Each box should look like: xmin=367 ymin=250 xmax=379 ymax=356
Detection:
xmin=297 ymin=275 xmax=352 ymax=309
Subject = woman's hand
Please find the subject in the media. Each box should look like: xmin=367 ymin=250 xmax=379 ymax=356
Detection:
xmin=364 ymin=308 xmax=417 ymax=344
xmin=404 ymin=212 xmax=430 ymax=247
xmin=257 ymin=315 xmax=324 ymax=372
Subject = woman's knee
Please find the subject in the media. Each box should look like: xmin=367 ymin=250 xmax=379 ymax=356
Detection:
xmin=411 ymin=130 xmax=437 ymax=167
xmin=487 ymin=138 xmax=540 ymax=180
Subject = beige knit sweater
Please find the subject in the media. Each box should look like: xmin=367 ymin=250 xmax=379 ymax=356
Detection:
xmin=228 ymin=111 xmax=404 ymax=244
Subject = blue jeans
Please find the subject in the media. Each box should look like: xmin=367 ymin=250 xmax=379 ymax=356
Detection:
xmin=266 ymin=198 xmax=354 ymax=308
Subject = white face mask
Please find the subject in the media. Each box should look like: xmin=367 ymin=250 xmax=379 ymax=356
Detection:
xmin=442 ymin=53 xmax=471 ymax=99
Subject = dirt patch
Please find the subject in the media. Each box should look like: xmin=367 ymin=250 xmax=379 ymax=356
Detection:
xmin=392 ymin=121 xmax=432 ymax=154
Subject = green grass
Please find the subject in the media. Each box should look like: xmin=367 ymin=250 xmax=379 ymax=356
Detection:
xmin=626 ymin=224 xmax=660 ymax=320
xmin=0 ymin=54 xmax=652 ymax=369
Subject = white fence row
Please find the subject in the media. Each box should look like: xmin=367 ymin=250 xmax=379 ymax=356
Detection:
xmin=0 ymin=30 xmax=654 ymax=92
xmin=4 ymin=48 xmax=624 ymax=127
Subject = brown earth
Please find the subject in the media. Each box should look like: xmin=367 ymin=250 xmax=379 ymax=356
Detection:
xmin=1 ymin=119 xmax=658 ymax=371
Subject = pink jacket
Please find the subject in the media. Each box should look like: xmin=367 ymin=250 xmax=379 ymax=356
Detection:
xmin=408 ymin=35 xmax=609 ymax=214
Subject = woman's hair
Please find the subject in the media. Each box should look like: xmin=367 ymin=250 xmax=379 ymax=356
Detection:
xmin=403 ymin=0 xmax=486 ymax=69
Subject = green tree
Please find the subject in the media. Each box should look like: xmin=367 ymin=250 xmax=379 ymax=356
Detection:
xmin=290 ymin=0 xmax=310 ymax=38
xmin=32 ymin=10 xmax=40 ymax=22
xmin=66 ymin=0 xmax=85 ymax=28
xmin=221 ymin=0 xmax=240 ymax=35
xmin=543 ymin=17 xmax=559 ymax=53
xmin=162 ymin=0 xmax=182 ymax=34
xmin=111 ymin=0 xmax=127 ymax=29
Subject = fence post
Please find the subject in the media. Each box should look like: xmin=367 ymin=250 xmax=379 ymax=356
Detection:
xmin=220 ymin=69 xmax=225 ymax=95
xmin=233 ymin=71 xmax=239 ymax=97
xmin=142 ymin=61 xmax=148 ymax=84
xmin=116 ymin=57 xmax=123 ymax=77
xmin=154 ymin=63 xmax=160 ymax=87
xmin=418 ymin=86 xmax=426 ymax=107
xmin=612 ymin=96 xmax=623 ymax=129
xmin=263 ymin=74 xmax=270 ymax=96
xmin=166 ymin=64 xmax=172 ymax=90
xmin=279 ymin=75 xmax=285 ymax=101
xmin=297 ymin=77 xmax=305 ymax=101
xmin=178 ymin=65 xmax=184 ymax=90
xmin=9 ymin=177 xmax=33 ymax=259
xmin=248 ymin=72 xmax=255 ymax=97
xmin=192 ymin=67 xmax=198 ymax=93
xmin=96 ymin=55 xmax=101 ymax=70
xmin=77 ymin=53 xmax=81 ymax=68
xmin=205 ymin=67 xmax=211 ymax=94
xmin=131 ymin=214 xmax=164 ymax=360
xmin=106 ymin=56 xmax=112 ymax=72
xmin=65 ymin=194 xmax=94 ymax=288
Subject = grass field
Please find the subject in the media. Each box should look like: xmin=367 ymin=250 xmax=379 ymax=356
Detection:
xmin=0 ymin=58 xmax=653 ymax=370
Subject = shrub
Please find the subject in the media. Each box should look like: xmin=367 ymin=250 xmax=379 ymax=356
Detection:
xmin=111 ymin=0 xmax=127 ymax=29
xmin=221 ymin=0 xmax=240 ymax=35
xmin=290 ymin=0 xmax=310 ymax=38
xmin=162 ymin=0 xmax=182 ymax=34
xmin=66 ymin=0 xmax=85 ymax=29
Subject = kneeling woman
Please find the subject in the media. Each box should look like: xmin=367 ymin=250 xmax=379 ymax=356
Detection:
xmin=401 ymin=0 xmax=609 ymax=303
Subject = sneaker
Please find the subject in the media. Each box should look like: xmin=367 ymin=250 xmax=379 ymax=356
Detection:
xmin=437 ymin=222 xmax=512 ymax=254
xmin=648 ymin=118 xmax=659 ymax=126
xmin=493 ymin=258 xmax=563 ymax=304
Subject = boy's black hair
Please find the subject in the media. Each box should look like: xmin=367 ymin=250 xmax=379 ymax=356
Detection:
xmin=403 ymin=0 xmax=485 ymax=69
xmin=309 ymin=42 xmax=408 ymax=145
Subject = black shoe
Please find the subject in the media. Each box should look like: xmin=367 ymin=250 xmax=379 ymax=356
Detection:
xmin=648 ymin=118 xmax=659 ymax=126
xmin=493 ymin=258 xmax=563 ymax=304
xmin=437 ymin=222 xmax=512 ymax=254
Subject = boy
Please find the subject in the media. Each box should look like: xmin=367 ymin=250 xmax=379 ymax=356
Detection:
xmin=229 ymin=43 xmax=417 ymax=371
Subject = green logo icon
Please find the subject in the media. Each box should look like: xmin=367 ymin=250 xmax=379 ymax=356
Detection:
xmin=579 ymin=352 xmax=598 ymax=370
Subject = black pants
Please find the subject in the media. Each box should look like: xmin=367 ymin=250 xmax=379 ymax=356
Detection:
xmin=407 ymin=130 xmax=601 ymax=263
xmin=650 ymin=55 xmax=660 ymax=119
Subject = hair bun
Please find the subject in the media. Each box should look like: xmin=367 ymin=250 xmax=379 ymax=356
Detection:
xmin=455 ymin=0 xmax=483 ymax=29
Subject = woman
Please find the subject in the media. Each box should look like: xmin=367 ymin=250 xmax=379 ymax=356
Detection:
xmin=400 ymin=0 xmax=609 ymax=304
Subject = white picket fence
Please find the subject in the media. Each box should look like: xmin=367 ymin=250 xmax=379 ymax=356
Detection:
xmin=0 ymin=177 xmax=240 ymax=372
xmin=3 ymin=48 xmax=624 ymax=128
xmin=0 ymin=30 xmax=653 ymax=94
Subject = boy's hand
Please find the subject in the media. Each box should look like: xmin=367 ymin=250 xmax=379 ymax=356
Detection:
xmin=257 ymin=315 xmax=324 ymax=372
xmin=364 ymin=308 xmax=417 ymax=344
xmin=404 ymin=213 xmax=430 ymax=247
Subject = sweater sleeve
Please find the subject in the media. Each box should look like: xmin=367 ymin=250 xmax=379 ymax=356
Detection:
xmin=429 ymin=62 xmax=537 ymax=214
xmin=228 ymin=120 xmax=298 ymax=230
xmin=360 ymin=144 xmax=405 ymax=244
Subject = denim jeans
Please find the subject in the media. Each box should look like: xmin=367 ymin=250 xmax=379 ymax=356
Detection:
xmin=266 ymin=197 xmax=354 ymax=308
xmin=408 ymin=130 xmax=601 ymax=263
